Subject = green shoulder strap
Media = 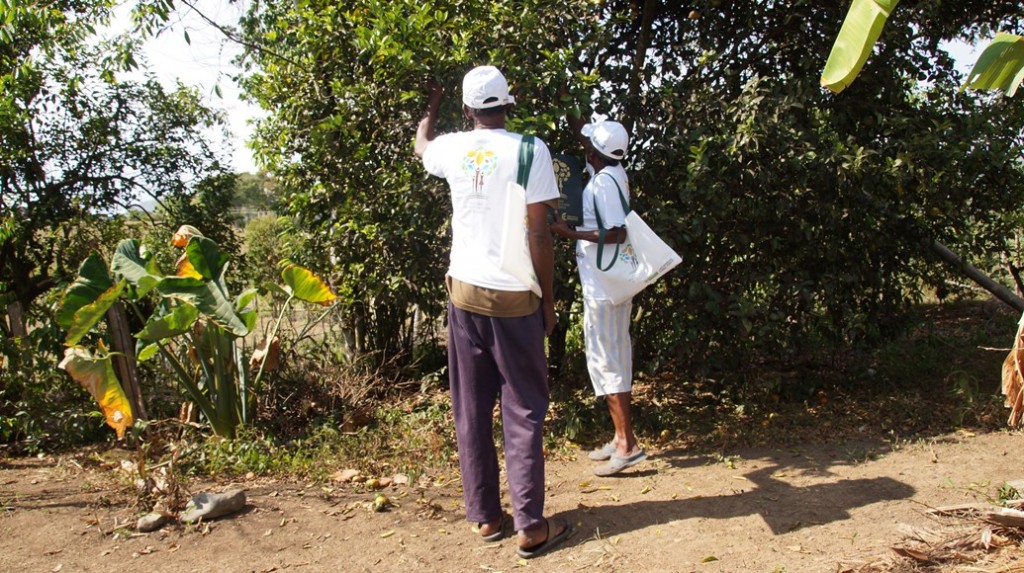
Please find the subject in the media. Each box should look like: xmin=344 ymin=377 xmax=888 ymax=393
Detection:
xmin=517 ymin=135 xmax=535 ymax=187
xmin=593 ymin=172 xmax=630 ymax=271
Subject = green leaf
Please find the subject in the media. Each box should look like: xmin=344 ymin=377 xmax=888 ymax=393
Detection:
xmin=157 ymin=277 xmax=249 ymax=336
xmin=64 ymin=280 xmax=126 ymax=346
xmin=282 ymin=265 xmax=337 ymax=305
xmin=820 ymin=0 xmax=901 ymax=94
xmin=262 ymin=282 xmax=291 ymax=298
xmin=135 ymin=303 xmax=200 ymax=341
xmin=57 ymin=253 xmax=113 ymax=329
xmin=240 ymin=309 xmax=258 ymax=332
xmin=137 ymin=342 xmax=159 ymax=362
xmin=185 ymin=237 xmax=229 ymax=281
xmin=58 ymin=346 xmax=134 ymax=439
xmin=961 ymin=33 xmax=1024 ymax=97
xmin=235 ymin=287 xmax=259 ymax=312
xmin=111 ymin=239 xmax=160 ymax=297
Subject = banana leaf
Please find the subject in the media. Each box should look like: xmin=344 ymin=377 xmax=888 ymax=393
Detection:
xmin=59 ymin=345 xmax=134 ymax=438
xmin=57 ymin=253 xmax=128 ymax=345
xmin=111 ymin=239 xmax=161 ymax=297
xmin=158 ymin=277 xmax=249 ymax=336
xmin=282 ymin=264 xmax=337 ymax=305
xmin=821 ymin=0 xmax=900 ymax=94
xmin=56 ymin=253 xmax=113 ymax=330
xmin=961 ymin=32 xmax=1024 ymax=97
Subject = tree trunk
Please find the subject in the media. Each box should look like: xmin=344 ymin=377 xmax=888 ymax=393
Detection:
xmin=7 ymin=301 xmax=26 ymax=338
xmin=107 ymin=301 xmax=147 ymax=420
xmin=625 ymin=0 xmax=658 ymax=135
xmin=929 ymin=239 xmax=1024 ymax=312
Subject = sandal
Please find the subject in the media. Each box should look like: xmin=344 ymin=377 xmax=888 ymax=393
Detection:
xmin=516 ymin=517 xmax=573 ymax=559
xmin=471 ymin=513 xmax=510 ymax=542
xmin=593 ymin=450 xmax=647 ymax=477
xmin=587 ymin=442 xmax=616 ymax=461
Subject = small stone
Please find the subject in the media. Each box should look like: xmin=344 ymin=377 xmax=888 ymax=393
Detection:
xmin=180 ymin=490 xmax=247 ymax=523
xmin=137 ymin=512 xmax=169 ymax=532
xmin=331 ymin=469 xmax=361 ymax=483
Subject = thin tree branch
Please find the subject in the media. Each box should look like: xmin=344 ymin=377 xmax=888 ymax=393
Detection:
xmin=177 ymin=0 xmax=307 ymax=71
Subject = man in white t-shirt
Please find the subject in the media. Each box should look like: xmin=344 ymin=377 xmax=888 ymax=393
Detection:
xmin=414 ymin=65 xmax=571 ymax=559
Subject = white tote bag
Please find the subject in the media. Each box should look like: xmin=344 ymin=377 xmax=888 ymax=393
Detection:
xmin=497 ymin=136 xmax=543 ymax=297
xmin=584 ymin=175 xmax=682 ymax=305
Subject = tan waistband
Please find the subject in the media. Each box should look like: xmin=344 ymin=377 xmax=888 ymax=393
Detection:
xmin=446 ymin=275 xmax=541 ymax=318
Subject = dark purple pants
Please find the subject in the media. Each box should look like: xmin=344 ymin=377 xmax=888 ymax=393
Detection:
xmin=447 ymin=302 xmax=549 ymax=532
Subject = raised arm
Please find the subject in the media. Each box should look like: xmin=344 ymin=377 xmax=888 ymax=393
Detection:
xmin=414 ymin=81 xmax=443 ymax=158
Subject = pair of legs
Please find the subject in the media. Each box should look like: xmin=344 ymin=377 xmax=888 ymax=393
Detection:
xmin=447 ymin=303 xmax=569 ymax=551
xmin=603 ymin=391 xmax=641 ymax=457
xmin=584 ymin=297 xmax=645 ymax=467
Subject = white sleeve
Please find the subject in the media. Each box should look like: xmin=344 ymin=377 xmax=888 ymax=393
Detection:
xmin=592 ymin=173 xmax=628 ymax=228
xmin=524 ymin=138 xmax=561 ymax=204
xmin=421 ymin=134 xmax=450 ymax=178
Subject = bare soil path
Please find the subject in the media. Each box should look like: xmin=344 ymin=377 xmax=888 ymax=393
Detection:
xmin=3 ymin=429 xmax=1023 ymax=573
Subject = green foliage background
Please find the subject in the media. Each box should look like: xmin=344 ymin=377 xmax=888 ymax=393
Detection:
xmin=3 ymin=0 xmax=1024 ymax=451
xmin=238 ymin=0 xmax=1024 ymax=380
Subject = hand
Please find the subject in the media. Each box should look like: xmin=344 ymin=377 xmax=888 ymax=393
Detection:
xmin=548 ymin=211 xmax=573 ymax=239
xmin=426 ymin=79 xmax=443 ymax=113
xmin=542 ymin=300 xmax=556 ymax=337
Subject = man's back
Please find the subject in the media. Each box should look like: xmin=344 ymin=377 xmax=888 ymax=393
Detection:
xmin=423 ymin=128 xmax=558 ymax=292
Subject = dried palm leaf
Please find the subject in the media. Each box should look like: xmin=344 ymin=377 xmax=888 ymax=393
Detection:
xmin=1001 ymin=313 xmax=1024 ymax=427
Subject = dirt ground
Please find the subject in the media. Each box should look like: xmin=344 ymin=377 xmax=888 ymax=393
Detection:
xmin=3 ymin=429 xmax=1024 ymax=573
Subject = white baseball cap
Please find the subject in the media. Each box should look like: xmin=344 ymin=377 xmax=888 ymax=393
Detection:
xmin=582 ymin=120 xmax=629 ymax=160
xmin=462 ymin=66 xmax=516 ymax=109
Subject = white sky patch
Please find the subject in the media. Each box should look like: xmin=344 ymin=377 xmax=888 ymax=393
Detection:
xmin=111 ymin=0 xmax=263 ymax=174
xmin=942 ymin=39 xmax=981 ymax=76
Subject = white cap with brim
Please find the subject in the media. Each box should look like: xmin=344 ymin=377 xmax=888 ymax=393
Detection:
xmin=462 ymin=66 xmax=516 ymax=109
xmin=582 ymin=120 xmax=629 ymax=160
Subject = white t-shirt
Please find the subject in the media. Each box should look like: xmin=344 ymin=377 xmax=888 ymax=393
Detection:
xmin=422 ymin=129 xmax=559 ymax=292
xmin=576 ymin=164 xmax=630 ymax=301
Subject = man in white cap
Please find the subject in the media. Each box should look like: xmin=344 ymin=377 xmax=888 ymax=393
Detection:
xmin=414 ymin=65 xmax=572 ymax=558
xmin=550 ymin=117 xmax=647 ymax=477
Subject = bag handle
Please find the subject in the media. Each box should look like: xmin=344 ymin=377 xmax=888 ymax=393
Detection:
xmin=517 ymin=135 xmax=535 ymax=187
xmin=593 ymin=172 xmax=630 ymax=271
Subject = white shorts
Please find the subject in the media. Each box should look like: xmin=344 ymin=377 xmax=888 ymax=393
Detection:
xmin=583 ymin=297 xmax=633 ymax=397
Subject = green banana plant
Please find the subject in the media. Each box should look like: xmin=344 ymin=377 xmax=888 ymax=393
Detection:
xmin=58 ymin=227 xmax=336 ymax=438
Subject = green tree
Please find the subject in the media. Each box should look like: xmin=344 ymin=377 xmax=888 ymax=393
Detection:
xmin=586 ymin=1 xmax=1024 ymax=372
xmin=0 ymin=0 xmax=231 ymax=335
xmin=234 ymin=171 xmax=278 ymax=211
xmin=237 ymin=1 xmax=1024 ymax=381
xmin=238 ymin=0 xmax=597 ymax=365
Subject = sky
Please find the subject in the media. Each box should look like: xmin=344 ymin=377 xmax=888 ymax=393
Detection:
xmin=127 ymin=4 xmax=983 ymax=176
xmin=119 ymin=1 xmax=263 ymax=173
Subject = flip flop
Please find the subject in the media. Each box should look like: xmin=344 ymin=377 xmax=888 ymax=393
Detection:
xmin=587 ymin=442 xmax=616 ymax=461
xmin=472 ymin=513 xmax=510 ymax=542
xmin=593 ymin=450 xmax=647 ymax=477
xmin=516 ymin=517 xmax=573 ymax=559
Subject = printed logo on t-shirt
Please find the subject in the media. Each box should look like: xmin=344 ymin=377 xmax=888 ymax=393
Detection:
xmin=463 ymin=148 xmax=497 ymax=194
